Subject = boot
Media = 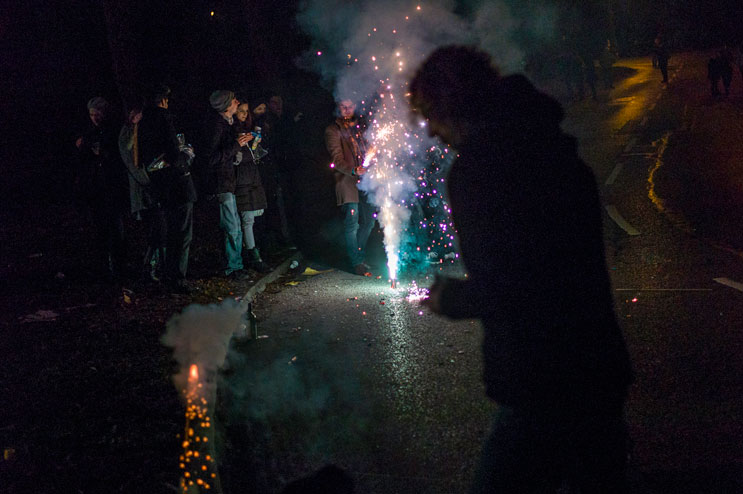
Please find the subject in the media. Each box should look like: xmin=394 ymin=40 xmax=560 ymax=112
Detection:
xmin=247 ymin=247 xmax=271 ymax=273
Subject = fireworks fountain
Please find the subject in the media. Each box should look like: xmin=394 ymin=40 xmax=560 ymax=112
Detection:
xmin=162 ymin=301 xmax=248 ymax=494
xmin=344 ymin=6 xmax=460 ymax=287
xmin=298 ymin=0 xmax=556 ymax=290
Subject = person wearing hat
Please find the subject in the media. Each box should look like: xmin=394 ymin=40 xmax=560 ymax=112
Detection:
xmin=75 ymin=96 xmax=128 ymax=282
xmin=201 ymin=89 xmax=253 ymax=280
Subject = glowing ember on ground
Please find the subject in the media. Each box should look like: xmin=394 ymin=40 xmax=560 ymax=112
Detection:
xmin=405 ymin=280 xmax=429 ymax=302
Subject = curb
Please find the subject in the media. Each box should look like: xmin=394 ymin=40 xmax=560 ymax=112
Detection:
xmin=240 ymin=250 xmax=303 ymax=305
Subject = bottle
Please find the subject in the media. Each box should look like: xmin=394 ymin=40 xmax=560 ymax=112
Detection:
xmin=251 ymin=126 xmax=261 ymax=150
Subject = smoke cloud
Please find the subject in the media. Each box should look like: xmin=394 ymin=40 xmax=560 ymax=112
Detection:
xmin=297 ymin=0 xmax=557 ymax=101
xmin=298 ymin=0 xmax=556 ymax=278
xmin=161 ymin=299 xmax=247 ymax=396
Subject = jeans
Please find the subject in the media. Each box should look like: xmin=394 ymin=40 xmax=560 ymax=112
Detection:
xmin=470 ymin=404 xmax=628 ymax=493
xmin=341 ymin=193 xmax=375 ymax=267
xmin=218 ymin=192 xmax=244 ymax=274
xmin=240 ymin=209 xmax=264 ymax=250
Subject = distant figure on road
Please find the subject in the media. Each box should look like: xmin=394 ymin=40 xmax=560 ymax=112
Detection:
xmin=410 ymin=45 xmax=633 ymax=493
xmin=653 ymin=35 xmax=669 ymax=83
xmin=734 ymin=44 xmax=743 ymax=90
xmin=719 ymin=45 xmax=734 ymax=96
xmin=708 ymin=55 xmax=723 ymax=96
xmin=599 ymin=39 xmax=618 ymax=89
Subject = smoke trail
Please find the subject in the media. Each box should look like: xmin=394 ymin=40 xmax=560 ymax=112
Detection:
xmin=298 ymin=0 xmax=556 ymax=278
xmin=161 ymin=300 xmax=247 ymax=397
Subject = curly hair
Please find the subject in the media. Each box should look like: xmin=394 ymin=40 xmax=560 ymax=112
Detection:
xmin=409 ymin=45 xmax=500 ymax=123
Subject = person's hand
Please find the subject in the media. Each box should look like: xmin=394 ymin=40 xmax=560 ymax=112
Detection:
xmin=75 ymin=137 xmax=83 ymax=149
xmin=293 ymin=111 xmax=303 ymax=122
xmin=420 ymin=277 xmax=445 ymax=314
xmin=354 ymin=165 xmax=367 ymax=176
xmin=180 ymin=144 xmax=195 ymax=160
xmin=237 ymin=134 xmax=253 ymax=146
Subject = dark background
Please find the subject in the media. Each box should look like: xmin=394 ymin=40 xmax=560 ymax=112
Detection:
xmin=2 ymin=0 xmax=743 ymax=214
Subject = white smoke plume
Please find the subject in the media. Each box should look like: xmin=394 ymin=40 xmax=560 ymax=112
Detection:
xmin=161 ymin=299 xmax=247 ymax=397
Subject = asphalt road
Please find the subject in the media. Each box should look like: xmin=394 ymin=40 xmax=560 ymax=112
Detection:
xmin=225 ymin=53 xmax=743 ymax=493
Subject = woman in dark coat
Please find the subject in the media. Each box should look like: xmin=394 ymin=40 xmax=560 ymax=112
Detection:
xmin=234 ymin=102 xmax=270 ymax=272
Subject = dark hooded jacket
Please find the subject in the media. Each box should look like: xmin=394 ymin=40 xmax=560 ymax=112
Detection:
xmin=201 ymin=110 xmax=241 ymax=195
xmin=440 ymin=74 xmax=633 ymax=410
xmin=76 ymin=118 xmax=128 ymax=213
xmin=137 ymin=105 xmax=197 ymax=206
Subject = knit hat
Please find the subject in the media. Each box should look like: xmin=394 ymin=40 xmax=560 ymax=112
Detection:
xmin=87 ymin=96 xmax=110 ymax=113
xmin=209 ymin=90 xmax=235 ymax=112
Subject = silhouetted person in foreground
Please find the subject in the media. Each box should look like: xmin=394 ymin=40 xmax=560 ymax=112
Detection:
xmin=411 ymin=45 xmax=633 ymax=493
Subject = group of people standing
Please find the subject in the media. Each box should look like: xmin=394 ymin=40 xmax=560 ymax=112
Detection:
xmin=555 ymin=39 xmax=619 ymax=102
xmin=74 ymin=85 xmax=294 ymax=293
xmin=707 ymin=44 xmax=743 ymax=96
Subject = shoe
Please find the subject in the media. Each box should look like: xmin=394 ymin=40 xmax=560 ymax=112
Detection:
xmin=225 ymin=269 xmax=252 ymax=281
xmin=246 ymin=247 xmax=271 ymax=274
xmin=354 ymin=264 xmax=372 ymax=277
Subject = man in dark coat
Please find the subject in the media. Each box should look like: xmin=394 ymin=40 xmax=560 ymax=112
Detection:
xmin=138 ymin=84 xmax=197 ymax=294
xmin=201 ymin=90 xmax=253 ymax=279
xmin=410 ymin=46 xmax=633 ymax=493
xmin=75 ymin=96 xmax=128 ymax=282
xmin=324 ymin=99 xmax=376 ymax=276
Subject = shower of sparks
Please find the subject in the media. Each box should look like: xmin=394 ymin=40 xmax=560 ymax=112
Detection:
xmin=355 ymin=6 xmax=458 ymax=280
xmin=179 ymin=364 xmax=220 ymax=493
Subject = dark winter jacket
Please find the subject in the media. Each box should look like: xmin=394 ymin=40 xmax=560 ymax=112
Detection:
xmin=137 ymin=105 xmax=196 ymax=206
xmin=76 ymin=119 xmax=128 ymax=213
xmin=201 ymin=110 xmax=241 ymax=195
xmin=233 ymin=119 xmax=267 ymax=212
xmin=439 ymin=74 xmax=633 ymax=410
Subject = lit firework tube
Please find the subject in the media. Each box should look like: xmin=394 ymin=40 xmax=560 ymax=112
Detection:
xmin=350 ymin=8 xmax=457 ymax=282
xmin=179 ymin=364 xmax=221 ymax=493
